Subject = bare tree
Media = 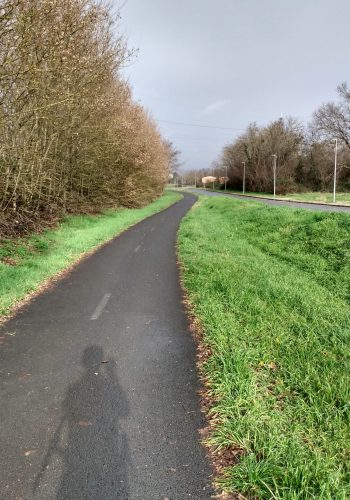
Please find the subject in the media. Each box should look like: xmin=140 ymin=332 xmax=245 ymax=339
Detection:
xmin=218 ymin=118 xmax=303 ymax=194
xmin=312 ymin=82 xmax=350 ymax=151
xmin=0 ymin=0 xmax=170 ymax=235
xmin=164 ymin=140 xmax=183 ymax=176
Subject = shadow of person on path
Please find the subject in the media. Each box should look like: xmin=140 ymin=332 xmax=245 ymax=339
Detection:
xmin=34 ymin=345 xmax=130 ymax=499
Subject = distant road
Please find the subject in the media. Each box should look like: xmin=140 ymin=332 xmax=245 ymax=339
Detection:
xmin=188 ymin=188 xmax=350 ymax=213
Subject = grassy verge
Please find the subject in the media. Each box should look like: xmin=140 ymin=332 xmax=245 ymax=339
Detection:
xmin=200 ymin=187 xmax=350 ymax=205
xmin=178 ymin=195 xmax=350 ymax=499
xmin=0 ymin=191 xmax=182 ymax=317
xmin=281 ymin=192 xmax=350 ymax=205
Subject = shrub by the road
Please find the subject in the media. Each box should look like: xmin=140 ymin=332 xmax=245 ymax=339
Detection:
xmin=0 ymin=0 xmax=170 ymax=236
xmin=178 ymin=196 xmax=350 ymax=499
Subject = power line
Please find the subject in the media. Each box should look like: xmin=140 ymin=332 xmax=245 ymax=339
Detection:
xmin=166 ymin=134 xmax=229 ymax=141
xmin=158 ymin=119 xmax=244 ymax=131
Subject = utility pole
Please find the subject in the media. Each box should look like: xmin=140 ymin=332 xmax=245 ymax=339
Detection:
xmin=224 ymin=165 xmax=227 ymax=192
xmin=272 ymin=154 xmax=277 ymax=198
xmin=195 ymin=171 xmax=197 ymax=188
xmin=242 ymin=161 xmax=246 ymax=194
xmin=333 ymin=138 xmax=338 ymax=203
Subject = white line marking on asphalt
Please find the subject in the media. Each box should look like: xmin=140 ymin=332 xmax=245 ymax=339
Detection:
xmin=90 ymin=293 xmax=111 ymax=320
xmin=134 ymin=244 xmax=141 ymax=252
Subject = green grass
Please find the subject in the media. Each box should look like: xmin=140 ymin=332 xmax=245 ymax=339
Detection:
xmin=281 ymin=192 xmax=350 ymax=205
xmin=201 ymin=187 xmax=350 ymax=205
xmin=178 ymin=195 xmax=350 ymax=499
xmin=0 ymin=191 xmax=182 ymax=316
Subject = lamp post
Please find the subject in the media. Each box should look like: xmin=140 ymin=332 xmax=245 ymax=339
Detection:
xmin=225 ymin=165 xmax=227 ymax=192
xmin=242 ymin=161 xmax=246 ymax=194
xmin=272 ymin=154 xmax=277 ymax=198
xmin=332 ymin=139 xmax=338 ymax=203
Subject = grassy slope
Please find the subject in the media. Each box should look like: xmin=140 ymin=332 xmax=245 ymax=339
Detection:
xmin=281 ymin=192 xmax=350 ymax=205
xmin=178 ymin=195 xmax=350 ymax=499
xmin=204 ymin=188 xmax=350 ymax=205
xmin=0 ymin=191 xmax=182 ymax=316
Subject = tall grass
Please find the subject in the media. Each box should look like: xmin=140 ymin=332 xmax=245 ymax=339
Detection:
xmin=0 ymin=191 xmax=182 ymax=316
xmin=178 ymin=196 xmax=350 ymax=499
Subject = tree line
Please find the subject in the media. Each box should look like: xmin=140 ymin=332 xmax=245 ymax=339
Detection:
xmin=0 ymin=0 xmax=170 ymax=236
xmin=182 ymin=83 xmax=350 ymax=194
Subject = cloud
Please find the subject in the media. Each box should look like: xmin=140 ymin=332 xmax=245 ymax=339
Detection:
xmin=198 ymin=99 xmax=231 ymax=117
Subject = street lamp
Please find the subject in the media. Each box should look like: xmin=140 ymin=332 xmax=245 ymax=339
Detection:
xmin=272 ymin=154 xmax=277 ymax=198
xmin=332 ymin=139 xmax=338 ymax=203
xmin=242 ymin=161 xmax=246 ymax=194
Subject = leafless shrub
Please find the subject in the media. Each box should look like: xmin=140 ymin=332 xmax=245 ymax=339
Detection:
xmin=0 ymin=0 xmax=169 ymax=234
xmin=216 ymin=90 xmax=350 ymax=194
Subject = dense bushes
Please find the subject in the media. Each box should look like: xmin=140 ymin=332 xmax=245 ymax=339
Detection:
xmin=216 ymin=84 xmax=350 ymax=194
xmin=0 ymin=0 xmax=169 ymax=235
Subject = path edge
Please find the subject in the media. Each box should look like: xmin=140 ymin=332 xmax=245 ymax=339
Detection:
xmin=0 ymin=193 xmax=184 ymax=325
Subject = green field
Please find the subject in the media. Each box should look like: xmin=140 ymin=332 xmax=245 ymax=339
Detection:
xmin=201 ymin=187 xmax=350 ymax=205
xmin=178 ymin=195 xmax=350 ymax=499
xmin=0 ymin=191 xmax=182 ymax=317
xmin=282 ymin=192 xmax=350 ymax=205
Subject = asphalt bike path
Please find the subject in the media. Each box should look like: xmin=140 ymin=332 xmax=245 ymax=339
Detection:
xmin=0 ymin=193 xmax=214 ymax=500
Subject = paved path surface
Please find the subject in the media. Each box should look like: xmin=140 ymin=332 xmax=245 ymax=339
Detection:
xmin=189 ymin=188 xmax=350 ymax=212
xmin=0 ymin=193 xmax=214 ymax=500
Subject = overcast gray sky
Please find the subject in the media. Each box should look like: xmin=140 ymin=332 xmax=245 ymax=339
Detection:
xmin=118 ymin=0 xmax=350 ymax=171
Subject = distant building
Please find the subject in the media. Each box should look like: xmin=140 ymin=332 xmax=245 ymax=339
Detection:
xmin=201 ymin=176 xmax=217 ymax=185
